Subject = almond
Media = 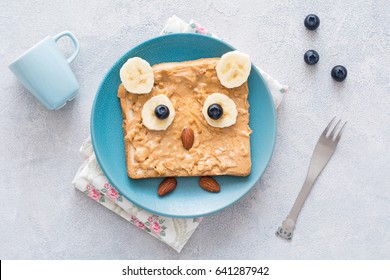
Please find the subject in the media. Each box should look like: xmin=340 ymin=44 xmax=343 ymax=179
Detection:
xmin=158 ymin=177 xmax=177 ymax=196
xmin=199 ymin=176 xmax=220 ymax=193
xmin=181 ymin=127 xmax=194 ymax=150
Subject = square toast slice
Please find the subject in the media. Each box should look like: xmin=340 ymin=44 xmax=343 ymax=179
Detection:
xmin=118 ymin=58 xmax=251 ymax=179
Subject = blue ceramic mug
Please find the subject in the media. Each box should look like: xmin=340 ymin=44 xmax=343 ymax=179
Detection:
xmin=8 ymin=31 xmax=80 ymax=110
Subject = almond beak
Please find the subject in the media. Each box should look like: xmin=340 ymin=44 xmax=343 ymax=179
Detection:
xmin=181 ymin=127 xmax=195 ymax=150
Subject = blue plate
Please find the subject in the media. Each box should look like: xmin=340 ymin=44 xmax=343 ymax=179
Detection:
xmin=91 ymin=33 xmax=276 ymax=218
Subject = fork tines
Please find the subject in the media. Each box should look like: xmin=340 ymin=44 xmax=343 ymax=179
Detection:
xmin=323 ymin=117 xmax=347 ymax=142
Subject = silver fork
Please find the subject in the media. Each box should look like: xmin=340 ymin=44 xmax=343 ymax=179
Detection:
xmin=276 ymin=117 xmax=347 ymax=241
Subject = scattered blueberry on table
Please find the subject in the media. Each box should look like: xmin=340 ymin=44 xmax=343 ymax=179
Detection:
xmin=304 ymin=14 xmax=320 ymax=30
xmin=303 ymin=14 xmax=348 ymax=81
xmin=331 ymin=65 xmax=348 ymax=82
xmin=304 ymin=50 xmax=320 ymax=65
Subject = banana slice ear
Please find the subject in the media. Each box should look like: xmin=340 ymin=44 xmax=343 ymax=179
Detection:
xmin=120 ymin=57 xmax=154 ymax=94
xmin=216 ymin=50 xmax=251 ymax=89
xmin=142 ymin=95 xmax=175 ymax=130
xmin=202 ymin=93 xmax=237 ymax=128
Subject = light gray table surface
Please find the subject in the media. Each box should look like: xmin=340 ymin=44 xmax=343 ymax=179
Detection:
xmin=1 ymin=0 xmax=389 ymax=259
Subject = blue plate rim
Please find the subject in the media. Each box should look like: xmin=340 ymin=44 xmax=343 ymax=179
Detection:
xmin=91 ymin=33 xmax=277 ymax=218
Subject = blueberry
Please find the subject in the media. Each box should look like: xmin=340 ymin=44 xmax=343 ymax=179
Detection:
xmin=304 ymin=50 xmax=320 ymax=65
xmin=331 ymin=65 xmax=347 ymax=82
xmin=154 ymin=105 xmax=169 ymax=119
xmin=207 ymin=104 xmax=223 ymax=120
xmin=304 ymin=14 xmax=320 ymax=30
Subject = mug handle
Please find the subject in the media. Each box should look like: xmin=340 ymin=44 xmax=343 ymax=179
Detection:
xmin=53 ymin=31 xmax=80 ymax=64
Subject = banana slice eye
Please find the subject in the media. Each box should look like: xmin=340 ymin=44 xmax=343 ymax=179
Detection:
xmin=142 ymin=95 xmax=175 ymax=130
xmin=202 ymin=93 xmax=237 ymax=128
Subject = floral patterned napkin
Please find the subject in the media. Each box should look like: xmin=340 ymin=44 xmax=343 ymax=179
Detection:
xmin=72 ymin=15 xmax=288 ymax=253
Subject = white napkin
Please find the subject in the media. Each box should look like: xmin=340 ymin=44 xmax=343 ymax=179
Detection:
xmin=72 ymin=15 xmax=288 ymax=253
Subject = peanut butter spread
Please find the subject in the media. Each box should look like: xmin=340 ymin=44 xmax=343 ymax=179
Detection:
xmin=118 ymin=58 xmax=252 ymax=179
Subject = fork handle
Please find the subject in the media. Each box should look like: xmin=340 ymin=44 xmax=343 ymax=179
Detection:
xmin=275 ymin=178 xmax=316 ymax=240
xmin=288 ymin=177 xmax=315 ymax=222
xmin=277 ymin=158 xmax=330 ymax=240
xmin=288 ymin=149 xmax=333 ymax=222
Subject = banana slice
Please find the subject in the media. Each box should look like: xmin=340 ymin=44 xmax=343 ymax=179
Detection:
xmin=120 ymin=57 xmax=154 ymax=94
xmin=216 ymin=50 xmax=251 ymax=88
xmin=142 ymin=95 xmax=175 ymax=130
xmin=202 ymin=93 xmax=237 ymax=128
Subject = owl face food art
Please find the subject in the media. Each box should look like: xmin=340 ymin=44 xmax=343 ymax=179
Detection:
xmin=117 ymin=51 xmax=252 ymax=195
